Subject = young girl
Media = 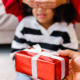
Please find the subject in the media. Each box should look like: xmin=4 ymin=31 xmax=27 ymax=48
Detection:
xmin=11 ymin=4 xmax=78 ymax=80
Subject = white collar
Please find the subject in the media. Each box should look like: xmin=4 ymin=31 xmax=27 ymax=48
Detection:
xmin=32 ymin=17 xmax=69 ymax=35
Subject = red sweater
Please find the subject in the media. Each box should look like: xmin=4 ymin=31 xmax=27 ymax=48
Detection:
xmin=2 ymin=0 xmax=80 ymax=22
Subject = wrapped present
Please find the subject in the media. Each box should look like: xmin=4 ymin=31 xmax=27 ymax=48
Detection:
xmin=15 ymin=44 xmax=69 ymax=80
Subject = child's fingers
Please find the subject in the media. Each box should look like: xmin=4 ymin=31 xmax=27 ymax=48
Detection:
xmin=30 ymin=76 xmax=41 ymax=80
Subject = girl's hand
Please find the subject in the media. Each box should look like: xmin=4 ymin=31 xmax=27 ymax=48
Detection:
xmin=35 ymin=0 xmax=68 ymax=8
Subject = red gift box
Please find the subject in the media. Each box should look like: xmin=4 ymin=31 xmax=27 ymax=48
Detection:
xmin=15 ymin=44 xmax=69 ymax=80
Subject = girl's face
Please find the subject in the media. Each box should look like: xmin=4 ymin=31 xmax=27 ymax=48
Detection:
xmin=32 ymin=8 xmax=54 ymax=25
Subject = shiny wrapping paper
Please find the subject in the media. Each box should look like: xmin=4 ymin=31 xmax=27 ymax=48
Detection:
xmin=15 ymin=48 xmax=69 ymax=80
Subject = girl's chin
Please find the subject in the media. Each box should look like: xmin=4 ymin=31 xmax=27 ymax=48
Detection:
xmin=37 ymin=20 xmax=47 ymax=24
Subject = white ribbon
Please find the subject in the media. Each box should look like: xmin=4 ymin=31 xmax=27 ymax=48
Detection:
xmin=24 ymin=44 xmax=65 ymax=79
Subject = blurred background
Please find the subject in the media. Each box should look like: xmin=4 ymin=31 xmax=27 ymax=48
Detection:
xmin=0 ymin=0 xmax=80 ymax=80
xmin=0 ymin=0 xmax=17 ymax=80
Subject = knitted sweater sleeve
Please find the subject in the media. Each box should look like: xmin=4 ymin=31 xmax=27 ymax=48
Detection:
xmin=71 ymin=0 xmax=80 ymax=22
xmin=2 ymin=0 xmax=23 ymax=17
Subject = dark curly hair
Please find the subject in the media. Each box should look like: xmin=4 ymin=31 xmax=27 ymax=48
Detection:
xmin=23 ymin=3 xmax=76 ymax=24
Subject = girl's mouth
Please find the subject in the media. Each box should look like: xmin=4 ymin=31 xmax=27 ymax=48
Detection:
xmin=37 ymin=14 xmax=46 ymax=18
